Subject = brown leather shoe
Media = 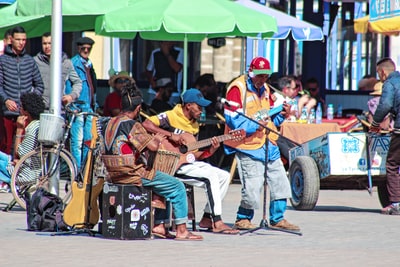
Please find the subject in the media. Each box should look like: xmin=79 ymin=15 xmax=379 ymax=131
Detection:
xmin=270 ymin=219 xmax=300 ymax=231
xmin=234 ymin=219 xmax=257 ymax=230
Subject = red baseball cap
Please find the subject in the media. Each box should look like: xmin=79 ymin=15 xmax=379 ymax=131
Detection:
xmin=249 ymin=57 xmax=272 ymax=75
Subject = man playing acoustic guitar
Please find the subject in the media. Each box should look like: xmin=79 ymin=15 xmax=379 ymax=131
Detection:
xmin=143 ymin=88 xmax=239 ymax=235
xmin=101 ymin=85 xmax=202 ymax=241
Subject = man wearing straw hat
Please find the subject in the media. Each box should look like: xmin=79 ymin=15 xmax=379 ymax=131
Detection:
xmin=103 ymin=71 xmax=136 ymax=117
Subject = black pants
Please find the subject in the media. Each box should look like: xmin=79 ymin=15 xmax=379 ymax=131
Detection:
xmin=386 ymin=134 xmax=400 ymax=203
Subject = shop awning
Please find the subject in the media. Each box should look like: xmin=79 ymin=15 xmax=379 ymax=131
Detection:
xmin=354 ymin=15 xmax=370 ymax=34
xmin=354 ymin=15 xmax=400 ymax=35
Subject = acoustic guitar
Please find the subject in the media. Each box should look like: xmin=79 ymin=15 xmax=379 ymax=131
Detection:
xmin=158 ymin=129 xmax=245 ymax=169
xmin=63 ymin=117 xmax=104 ymax=229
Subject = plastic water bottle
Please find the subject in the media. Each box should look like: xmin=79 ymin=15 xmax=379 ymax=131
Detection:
xmin=299 ymin=107 xmax=308 ymax=123
xmin=199 ymin=107 xmax=206 ymax=122
xmin=327 ymin=104 xmax=334 ymax=120
xmin=308 ymin=108 xmax=315 ymax=124
xmin=337 ymin=104 xmax=343 ymax=118
xmin=316 ymin=103 xmax=322 ymax=124
xmin=290 ymin=99 xmax=298 ymax=119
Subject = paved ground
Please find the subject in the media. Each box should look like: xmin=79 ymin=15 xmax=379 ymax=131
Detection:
xmin=0 ymin=184 xmax=397 ymax=267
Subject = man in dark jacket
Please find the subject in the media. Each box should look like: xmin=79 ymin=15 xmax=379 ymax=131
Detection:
xmin=0 ymin=26 xmax=44 ymax=154
xmin=370 ymin=57 xmax=400 ymax=215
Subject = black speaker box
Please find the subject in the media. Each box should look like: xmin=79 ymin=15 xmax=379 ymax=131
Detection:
xmin=102 ymin=183 xmax=152 ymax=240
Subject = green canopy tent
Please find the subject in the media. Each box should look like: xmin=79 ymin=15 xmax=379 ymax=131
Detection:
xmin=0 ymin=3 xmax=46 ymax=38
xmin=0 ymin=0 xmax=131 ymax=37
xmin=95 ymin=0 xmax=278 ymax=91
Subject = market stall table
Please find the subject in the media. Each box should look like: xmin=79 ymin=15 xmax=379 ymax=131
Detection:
xmin=280 ymin=122 xmax=341 ymax=144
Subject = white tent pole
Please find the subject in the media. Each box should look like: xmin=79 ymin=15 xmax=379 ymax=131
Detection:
xmin=48 ymin=0 xmax=62 ymax=195
xmin=49 ymin=0 xmax=62 ymax=116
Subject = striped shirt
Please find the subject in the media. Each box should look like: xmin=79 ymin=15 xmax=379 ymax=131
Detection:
xmin=6 ymin=120 xmax=40 ymax=176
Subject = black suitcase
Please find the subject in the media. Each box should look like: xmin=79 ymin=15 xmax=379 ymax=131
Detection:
xmin=102 ymin=183 xmax=152 ymax=240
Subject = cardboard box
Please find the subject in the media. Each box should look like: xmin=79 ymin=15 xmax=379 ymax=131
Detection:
xmin=102 ymin=183 xmax=152 ymax=240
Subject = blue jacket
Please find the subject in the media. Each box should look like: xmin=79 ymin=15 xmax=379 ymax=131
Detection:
xmin=65 ymin=54 xmax=97 ymax=111
xmin=0 ymin=45 xmax=44 ymax=116
xmin=373 ymin=71 xmax=400 ymax=132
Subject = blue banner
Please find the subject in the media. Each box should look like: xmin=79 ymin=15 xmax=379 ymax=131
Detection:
xmin=370 ymin=0 xmax=400 ymax=21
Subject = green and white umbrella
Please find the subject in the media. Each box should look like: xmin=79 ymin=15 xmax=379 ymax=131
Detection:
xmin=0 ymin=0 xmax=131 ymax=37
xmin=0 ymin=3 xmax=46 ymax=38
xmin=95 ymin=0 xmax=278 ymax=90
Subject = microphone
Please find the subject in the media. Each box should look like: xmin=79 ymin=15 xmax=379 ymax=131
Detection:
xmin=219 ymin=97 xmax=240 ymax=108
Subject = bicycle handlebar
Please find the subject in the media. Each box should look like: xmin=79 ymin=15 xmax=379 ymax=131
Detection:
xmin=64 ymin=101 xmax=100 ymax=118
xmin=64 ymin=101 xmax=84 ymax=113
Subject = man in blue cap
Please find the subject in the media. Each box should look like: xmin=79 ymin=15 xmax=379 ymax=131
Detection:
xmin=143 ymin=88 xmax=239 ymax=235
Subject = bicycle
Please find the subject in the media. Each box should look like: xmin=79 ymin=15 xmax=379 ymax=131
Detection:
xmin=6 ymin=101 xmax=101 ymax=211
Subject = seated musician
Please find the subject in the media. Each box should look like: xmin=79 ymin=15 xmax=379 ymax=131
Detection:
xmin=101 ymin=84 xmax=202 ymax=241
xmin=142 ymin=88 xmax=239 ymax=235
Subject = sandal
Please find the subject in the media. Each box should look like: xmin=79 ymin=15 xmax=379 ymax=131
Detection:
xmin=212 ymin=228 xmax=240 ymax=235
xmin=152 ymin=231 xmax=176 ymax=239
xmin=175 ymin=232 xmax=203 ymax=241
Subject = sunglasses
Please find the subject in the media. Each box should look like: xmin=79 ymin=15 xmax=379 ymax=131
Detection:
xmin=80 ymin=46 xmax=92 ymax=52
xmin=308 ymin=87 xmax=318 ymax=91
xmin=116 ymin=78 xmax=130 ymax=84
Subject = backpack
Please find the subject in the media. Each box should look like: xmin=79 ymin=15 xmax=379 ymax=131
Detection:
xmin=25 ymin=188 xmax=69 ymax=232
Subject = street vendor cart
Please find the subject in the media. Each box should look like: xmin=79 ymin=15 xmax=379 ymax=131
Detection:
xmin=287 ymin=132 xmax=390 ymax=210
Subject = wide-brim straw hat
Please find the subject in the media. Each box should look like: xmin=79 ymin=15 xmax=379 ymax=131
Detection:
xmin=108 ymin=71 xmax=135 ymax=87
xmin=370 ymin=81 xmax=383 ymax=96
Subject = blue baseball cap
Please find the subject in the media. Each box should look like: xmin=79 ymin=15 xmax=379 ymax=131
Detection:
xmin=182 ymin=88 xmax=211 ymax=107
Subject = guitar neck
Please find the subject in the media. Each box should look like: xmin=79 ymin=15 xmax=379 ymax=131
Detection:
xmin=186 ymin=134 xmax=232 ymax=151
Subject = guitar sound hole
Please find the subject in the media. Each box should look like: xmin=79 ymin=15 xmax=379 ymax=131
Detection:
xmin=179 ymin=145 xmax=188 ymax=154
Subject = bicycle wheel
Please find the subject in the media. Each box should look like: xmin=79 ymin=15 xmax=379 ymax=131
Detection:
xmin=10 ymin=147 xmax=77 ymax=210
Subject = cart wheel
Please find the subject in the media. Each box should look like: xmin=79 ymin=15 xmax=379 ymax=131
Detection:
xmin=377 ymin=183 xmax=390 ymax=208
xmin=288 ymin=156 xmax=320 ymax=210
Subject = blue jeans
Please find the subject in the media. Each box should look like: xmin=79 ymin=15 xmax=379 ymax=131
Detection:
xmin=142 ymin=171 xmax=188 ymax=225
xmin=70 ymin=112 xmax=93 ymax=170
xmin=235 ymin=152 xmax=291 ymax=224
xmin=0 ymin=151 xmax=11 ymax=184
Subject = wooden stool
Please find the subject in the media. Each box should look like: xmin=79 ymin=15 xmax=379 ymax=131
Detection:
xmin=151 ymin=193 xmax=167 ymax=209
xmin=185 ymin=184 xmax=196 ymax=231
xmin=168 ymin=184 xmax=196 ymax=232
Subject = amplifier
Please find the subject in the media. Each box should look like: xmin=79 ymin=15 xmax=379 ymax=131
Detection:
xmin=102 ymin=183 xmax=152 ymax=240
